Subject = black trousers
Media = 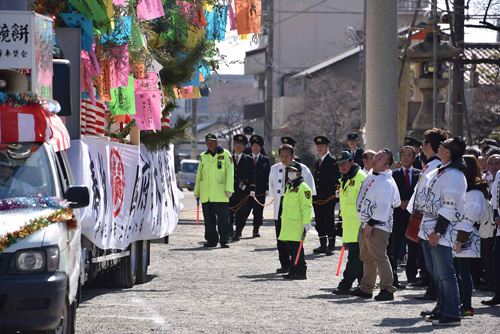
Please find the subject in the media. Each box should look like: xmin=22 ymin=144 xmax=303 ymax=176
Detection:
xmin=249 ymin=194 xmax=265 ymax=230
xmin=493 ymin=236 xmax=500 ymax=295
xmin=338 ymin=242 xmax=363 ymax=290
xmin=481 ymin=237 xmax=496 ymax=284
xmin=287 ymin=241 xmax=306 ymax=274
xmin=202 ymin=202 xmax=229 ymax=245
xmin=313 ymin=201 xmax=336 ymax=246
xmin=389 ymin=219 xmax=410 ymax=283
xmin=229 ymin=190 xmax=252 ymax=234
xmin=275 ymin=200 xmax=290 ymax=269
xmin=406 ymin=238 xmax=420 ymax=281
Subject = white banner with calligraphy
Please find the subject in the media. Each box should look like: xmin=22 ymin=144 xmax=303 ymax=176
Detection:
xmin=67 ymin=138 xmax=181 ymax=250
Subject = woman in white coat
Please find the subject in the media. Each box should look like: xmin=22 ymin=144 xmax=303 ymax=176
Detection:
xmin=453 ymin=155 xmax=489 ymax=317
xmin=419 ymin=137 xmax=467 ymax=326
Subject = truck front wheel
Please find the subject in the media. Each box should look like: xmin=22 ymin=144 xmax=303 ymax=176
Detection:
xmin=136 ymin=240 xmax=150 ymax=284
xmin=29 ymin=297 xmax=75 ymax=334
xmin=113 ymin=242 xmax=138 ymax=288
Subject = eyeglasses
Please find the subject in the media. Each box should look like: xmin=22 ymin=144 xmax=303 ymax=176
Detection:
xmin=440 ymin=142 xmax=451 ymax=150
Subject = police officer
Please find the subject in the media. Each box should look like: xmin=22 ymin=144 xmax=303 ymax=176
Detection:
xmin=404 ymin=136 xmax=424 ymax=169
xmin=312 ymin=136 xmax=340 ymax=255
xmin=347 ymin=132 xmax=364 ymax=169
xmin=230 ymin=134 xmax=255 ymax=241
xmin=194 ymin=133 xmax=234 ymax=248
xmin=243 ymin=126 xmax=266 ymax=156
xmin=248 ymin=135 xmax=270 ymax=237
xmin=281 ymin=136 xmax=301 ymax=163
xmin=279 ymin=161 xmax=313 ymax=280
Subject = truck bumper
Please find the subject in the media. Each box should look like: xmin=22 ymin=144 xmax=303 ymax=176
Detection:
xmin=0 ymin=272 xmax=67 ymax=331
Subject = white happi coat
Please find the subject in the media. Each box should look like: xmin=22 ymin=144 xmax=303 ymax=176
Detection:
xmin=407 ymin=157 xmax=442 ymax=214
xmin=483 ymin=170 xmax=494 ymax=185
xmin=356 ymin=169 xmax=401 ymax=233
xmin=453 ymin=190 xmax=484 ymax=258
xmin=418 ymin=165 xmax=467 ymax=248
xmin=490 ymin=171 xmax=500 ymax=237
xmin=269 ymin=162 xmax=316 ymax=220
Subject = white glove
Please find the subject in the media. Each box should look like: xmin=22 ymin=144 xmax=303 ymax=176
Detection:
xmin=250 ymin=191 xmax=256 ymax=196
xmin=225 ymin=192 xmax=233 ymax=199
xmin=265 ymin=190 xmax=269 ymax=196
xmin=303 ymin=224 xmax=312 ymax=232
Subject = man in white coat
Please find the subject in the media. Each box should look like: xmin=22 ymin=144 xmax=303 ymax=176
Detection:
xmin=351 ymin=149 xmax=401 ymax=301
xmin=269 ymin=144 xmax=315 ymax=273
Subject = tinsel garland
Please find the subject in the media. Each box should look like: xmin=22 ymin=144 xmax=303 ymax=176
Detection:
xmin=0 ymin=208 xmax=76 ymax=253
xmin=0 ymin=92 xmax=61 ymax=113
xmin=0 ymin=196 xmax=68 ymax=211
xmin=140 ymin=116 xmax=191 ymax=151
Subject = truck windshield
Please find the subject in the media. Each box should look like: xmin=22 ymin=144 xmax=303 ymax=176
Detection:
xmin=181 ymin=162 xmax=198 ymax=173
xmin=0 ymin=143 xmax=56 ymax=199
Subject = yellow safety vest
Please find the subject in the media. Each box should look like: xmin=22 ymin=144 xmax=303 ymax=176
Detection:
xmin=279 ymin=181 xmax=313 ymax=242
xmin=194 ymin=148 xmax=234 ymax=203
xmin=339 ymin=169 xmax=367 ymax=243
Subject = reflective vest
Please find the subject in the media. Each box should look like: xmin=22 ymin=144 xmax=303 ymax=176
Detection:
xmin=194 ymin=148 xmax=234 ymax=203
xmin=339 ymin=169 xmax=367 ymax=243
xmin=279 ymin=181 xmax=312 ymax=242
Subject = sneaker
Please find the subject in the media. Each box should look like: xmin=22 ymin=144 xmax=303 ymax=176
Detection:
xmin=290 ymin=272 xmax=307 ymax=280
xmin=432 ymin=316 xmax=461 ymax=326
xmin=461 ymin=306 xmax=474 ymax=317
xmin=332 ymin=288 xmax=351 ymax=295
xmin=313 ymin=246 xmax=327 ymax=254
xmin=350 ymin=287 xmax=373 ymax=299
xmin=283 ymin=273 xmax=294 ymax=279
xmin=481 ymin=296 xmax=500 ymax=306
xmin=420 ymin=304 xmax=439 ymax=317
xmin=374 ymin=289 xmax=394 ymax=301
xmin=425 ymin=313 xmax=442 ymax=323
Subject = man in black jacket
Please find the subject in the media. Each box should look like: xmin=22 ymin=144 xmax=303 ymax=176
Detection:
xmin=312 ymin=136 xmax=341 ymax=255
xmin=390 ymin=146 xmax=421 ymax=289
xmin=347 ymin=132 xmax=364 ymax=169
xmin=248 ymin=135 xmax=270 ymax=237
xmin=404 ymin=136 xmax=424 ymax=169
xmin=230 ymin=134 xmax=255 ymax=241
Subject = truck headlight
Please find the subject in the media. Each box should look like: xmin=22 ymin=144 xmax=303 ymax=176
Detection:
xmin=46 ymin=246 xmax=60 ymax=272
xmin=16 ymin=251 xmax=45 ymax=271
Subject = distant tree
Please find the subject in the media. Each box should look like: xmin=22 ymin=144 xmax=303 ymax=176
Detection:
xmin=286 ymin=71 xmax=362 ymax=165
xmin=467 ymin=83 xmax=500 ymax=142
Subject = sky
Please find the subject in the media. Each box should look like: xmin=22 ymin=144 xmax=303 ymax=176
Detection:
xmin=215 ymin=2 xmax=498 ymax=75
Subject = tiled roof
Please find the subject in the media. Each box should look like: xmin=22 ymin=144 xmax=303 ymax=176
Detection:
xmin=463 ymin=43 xmax=500 ymax=86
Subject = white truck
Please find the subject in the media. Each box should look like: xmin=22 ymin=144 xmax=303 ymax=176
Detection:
xmin=0 ymin=10 xmax=181 ymax=334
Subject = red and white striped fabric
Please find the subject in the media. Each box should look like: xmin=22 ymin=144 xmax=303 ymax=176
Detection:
xmin=0 ymin=104 xmax=70 ymax=152
xmin=81 ymin=99 xmax=108 ymax=136
xmin=161 ymin=114 xmax=170 ymax=129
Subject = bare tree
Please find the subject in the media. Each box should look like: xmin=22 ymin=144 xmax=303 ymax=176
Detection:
xmin=467 ymin=82 xmax=500 ymax=142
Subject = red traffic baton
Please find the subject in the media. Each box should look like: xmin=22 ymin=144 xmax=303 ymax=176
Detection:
xmin=196 ymin=198 xmax=200 ymax=226
xmin=294 ymin=230 xmax=307 ymax=266
xmin=336 ymin=245 xmax=346 ymax=276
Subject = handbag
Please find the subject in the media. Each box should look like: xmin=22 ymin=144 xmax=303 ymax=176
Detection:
xmin=406 ymin=210 xmax=423 ymax=243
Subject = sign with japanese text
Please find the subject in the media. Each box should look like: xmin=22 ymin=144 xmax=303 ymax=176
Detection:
xmin=0 ymin=14 xmax=31 ymax=68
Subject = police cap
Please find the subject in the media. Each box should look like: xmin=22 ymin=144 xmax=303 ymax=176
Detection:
xmin=205 ymin=133 xmax=217 ymax=141
xmin=404 ymin=136 xmax=421 ymax=147
xmin=250 ymin=135 xmax=264 ymax=146
xmin=281 ymin=136 xmax=297 ymax=146
xmin=347 ymin=132 xmax=359 ymax=141
xmin=335 ymin=151 xmax=353 ymax=164
xmin=285 ymin=160 xmax=302 ymax=172
xmin=243 ymin=126 xmax=254 ymax=134
xmin=314 ymin=136 xmax=330 ymax=145
xmin=233 ymin=134 xmax=248 ymax=145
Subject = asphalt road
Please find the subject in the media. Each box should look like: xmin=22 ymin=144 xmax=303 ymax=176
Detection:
xmin=76 ymin=190 xmax=500 ymax=333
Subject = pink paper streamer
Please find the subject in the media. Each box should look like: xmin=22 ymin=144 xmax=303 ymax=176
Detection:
xmin=228 ymin=0 xmax=237 ymax=31
xmin=137 ymin=0 xmax=165 ymax=21
xmin=134 ymin=90 xmax=162 ymax=130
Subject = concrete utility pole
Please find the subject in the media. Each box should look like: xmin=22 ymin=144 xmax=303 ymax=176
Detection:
xmin=191 ymin=98 xmax=198 ymax=159
xmin=365 ymin=0 xmax=399 ymax=154
xmin=432 ymin=0 xmax=439 ymax=128
xmin=451 ymin=0 xmax=464 ymax=137
xmin=264 ymin=0 xmax=274 ymax=152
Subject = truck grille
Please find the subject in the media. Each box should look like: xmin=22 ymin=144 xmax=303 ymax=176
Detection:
xmin=16 ymin=297 xmax=50 ymax=311
xmin=0 ymin=294 xmax=6 ymax=312
xmin=0 ymin=253 xmax=14 ymax=274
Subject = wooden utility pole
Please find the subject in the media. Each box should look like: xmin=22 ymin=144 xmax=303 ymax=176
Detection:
xmin=191 ymin=98 xmax=198 ymax=159
xmin=265 ymin=0 xmax=274 ymax=152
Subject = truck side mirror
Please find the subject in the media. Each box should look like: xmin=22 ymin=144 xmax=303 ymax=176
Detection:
xmin=65 ymin=185 xmax=90 ymax=208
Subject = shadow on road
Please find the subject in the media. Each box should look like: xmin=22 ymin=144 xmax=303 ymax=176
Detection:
xmin=376 ymin=317 xmax=422 ymax=327
xmin=238 ymin=272 xmax=287 ymax=282
xmin=253 ymin=247 xmax=276 ymax=252
xmin=303 ymin=293 xmax=337 ymax=300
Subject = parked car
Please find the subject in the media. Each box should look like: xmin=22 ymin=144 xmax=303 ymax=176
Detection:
xmin=176 ymin=159 xmax=198 ymax=191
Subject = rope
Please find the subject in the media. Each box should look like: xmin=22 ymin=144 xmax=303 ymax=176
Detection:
xmin=312 ymin=194 xmax=337 ymax=205
xmin=229 ymin=194 xmax=251 ymax=212
xmin=251 ymin=194 xmax=275 ymax=207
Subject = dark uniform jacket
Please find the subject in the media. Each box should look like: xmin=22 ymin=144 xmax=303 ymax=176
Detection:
xmin=252 ymin=154 xmax=270 ymax=195
xmin=313 ymin=153 xmax=340 ymax=201
xmin=348 ymin=147 xmax=364 ymax=169
xmin=413 ymin=153 xmax=423 ymax=169
xmin=233 ymin=153 xmax=255 ymax=195
xmin=392 ymin=166 xmax=421 ymax=223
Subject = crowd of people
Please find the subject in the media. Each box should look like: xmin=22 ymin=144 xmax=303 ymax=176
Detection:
xmin=192 ymin=126 xmax=500 ymax=327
